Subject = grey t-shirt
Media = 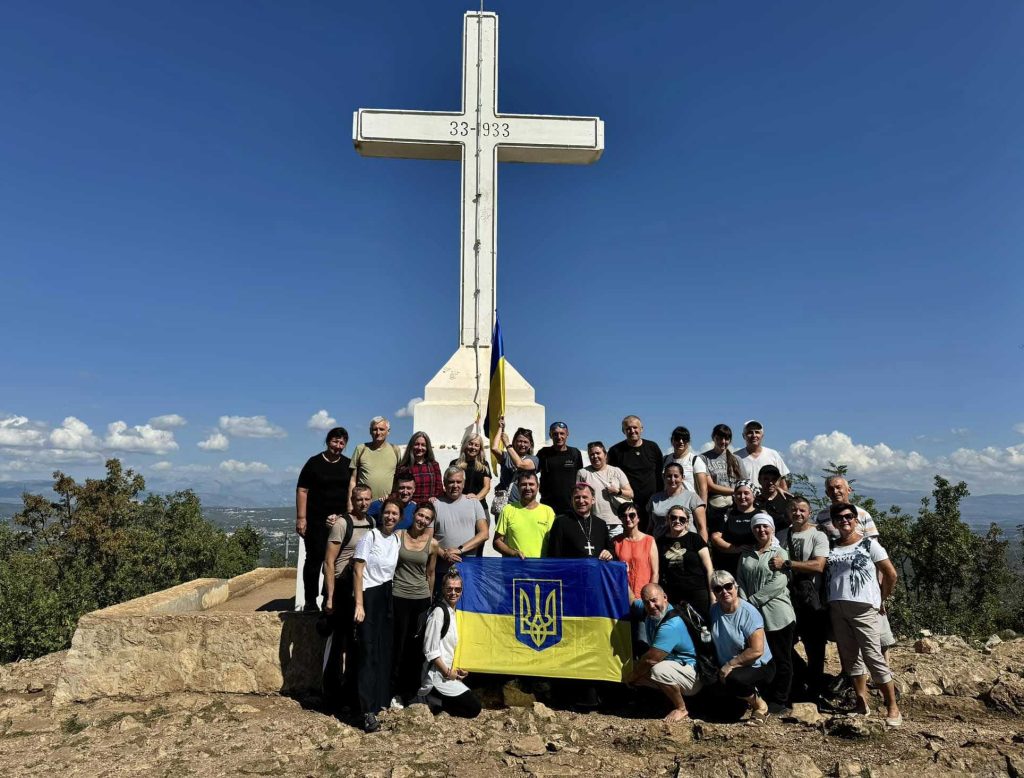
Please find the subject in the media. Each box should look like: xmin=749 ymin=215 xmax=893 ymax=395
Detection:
xmin=647 ymin=490 xmax=706 ymax=536
xmin=778 ymin=525 xmax=830 ymax=593
xmin=433 ymin=496 xmax=486 ymax=551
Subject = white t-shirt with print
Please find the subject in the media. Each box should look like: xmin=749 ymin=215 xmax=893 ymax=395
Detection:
xmin=826 ymin=537 xmax=888 ymax=609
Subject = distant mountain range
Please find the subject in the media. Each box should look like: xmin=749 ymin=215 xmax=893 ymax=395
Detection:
xmin=1 ymin=479 xmax=1020 ymax=532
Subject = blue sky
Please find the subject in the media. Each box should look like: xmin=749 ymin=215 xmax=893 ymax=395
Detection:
xmin=2 ymin=0 xmax=1022 ymax=499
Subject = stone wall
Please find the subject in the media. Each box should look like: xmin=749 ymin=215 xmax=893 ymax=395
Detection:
xmin=53 ymin=569 xmax=326 ymax=704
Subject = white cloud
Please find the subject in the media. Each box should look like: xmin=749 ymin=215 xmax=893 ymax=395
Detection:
xmin=395 ymin=397 xmax=422 ymax=419
xmin=1014 ymin=423 xmax=1024 ymax=436
xmin=788 ymin=431 xmax=929 ymax=485
xmin=148 ymin=414 xmax=187 ymax=429
xmin=48 ymin=416 xmax=100 ymax=450
xmin=950 ymin=427 xmax=969 ymax=437
xmin=218 ymin=415 xmax=287 ymax=438
xmin=0 ymin=415 xmax=46 ymax=447
xmin=198 ymin=432 xmax=230 ymax=451
xmin=788 ymin=430 xmax=1024 ymax=492
xmin=307 ymin=410 xmax=336 ymax=431
xmin=152 ymin=461 xmax=174 ymax=471
xmin=104 ymin=421 xmax=179 ymax=455
xmin=219 ymin=459 xmax=271 ymax=474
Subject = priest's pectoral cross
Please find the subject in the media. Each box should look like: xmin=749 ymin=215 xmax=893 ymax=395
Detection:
xmin=583 ymin=540 xmax=595 ymax=557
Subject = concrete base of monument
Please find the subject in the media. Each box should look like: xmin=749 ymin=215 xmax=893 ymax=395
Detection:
xmin=413 ymin=345 xmax=546 ymax=453
xmin=54 ymin=568 xmax=326 ymax=704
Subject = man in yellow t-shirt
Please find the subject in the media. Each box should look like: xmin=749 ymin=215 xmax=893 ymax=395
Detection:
xmin=493 ymin=472 xmax=556 ymax=559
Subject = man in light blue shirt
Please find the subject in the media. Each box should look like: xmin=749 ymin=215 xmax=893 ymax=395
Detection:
xmin=627 ymin=583 xmax=702 ymax=722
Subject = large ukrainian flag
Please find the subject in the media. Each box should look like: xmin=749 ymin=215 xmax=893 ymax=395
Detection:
xmin=453 ymin=557 xmax=633 ymax=682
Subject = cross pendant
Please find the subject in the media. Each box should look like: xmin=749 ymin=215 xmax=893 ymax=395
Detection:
xmin=583 ymin=541 xmax=595 ymax=556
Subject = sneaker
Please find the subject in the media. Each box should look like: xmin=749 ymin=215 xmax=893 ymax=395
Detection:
xmin=389 ymin=696 xmax=405 ymax=711
xmin=363 ymin=712 xmax=380 ymax=733
xmin=766 ymin=702 xmax=791 ymax=716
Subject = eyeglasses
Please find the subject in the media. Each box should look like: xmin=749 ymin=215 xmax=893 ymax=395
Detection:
xmin=623 ymin=512 xmax=638 ymax=519
xmin=834 ymin=513 xmax=856 ymax=523
xmin=712 ymin=582 xmax=736 ymax=594
xmin=444 ymin=587 xmax=463 ymax=594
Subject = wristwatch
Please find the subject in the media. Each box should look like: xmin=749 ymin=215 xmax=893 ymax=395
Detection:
xmin=783 ymin=560 xmax=792 ymax=571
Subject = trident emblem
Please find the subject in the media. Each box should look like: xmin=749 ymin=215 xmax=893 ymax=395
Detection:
xmin=513 ymin=578 xmax=562 ymax=651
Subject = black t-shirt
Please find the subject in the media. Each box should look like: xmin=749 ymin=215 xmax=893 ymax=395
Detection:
xmin=708 ymin=509 xmax=756 ymax=547
xmin=607 ymin=440 xmax=664 ymax=498
xmin=656 ymin=533 xmax=709 ymax=603
xmin=536 ymin=446 xmax=584 ymax=515
xmin=448 ymin=459 xmax=492 ymax=501
xmin=757 ymin=493 xmax=792 ymax=532
xmin=297 ymin=453 xmax=352 ymax=528
xmin=547 ymin=512 xmax=613 ymax=559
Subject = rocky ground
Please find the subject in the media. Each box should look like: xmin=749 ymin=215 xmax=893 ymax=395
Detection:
xmin=2 ymin=636 xmax=1024 ymax=777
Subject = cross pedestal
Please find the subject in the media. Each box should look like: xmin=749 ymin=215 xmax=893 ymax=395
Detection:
xmin=353 ymin=11 xmax=603 ymax=449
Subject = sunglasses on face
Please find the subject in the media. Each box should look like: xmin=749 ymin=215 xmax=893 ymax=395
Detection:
xmin=624 ymin=512 xmax=638 ymax=519
xmin=834 ymin=514 xmax=856 ymax=523
xmin=712 ymin=582 xmax=735 ymax=594
xmin=444 ymin=587 xmax=463 ymax=594
xmin=669 ymin=516 xmax=687 ymax=523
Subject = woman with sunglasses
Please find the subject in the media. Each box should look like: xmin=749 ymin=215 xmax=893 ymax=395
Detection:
xmin=709 ymin=569 xmax=774 ymax=723
xmin=825 ymin=502 xmax=902 ymax=727
xmin=415 ymin=570 xmax=482 ymax=718
xmin=614 ymin=503 xmax=658 ymax=602
xmin=662 ymin=425 xmax=697 ymax=492
xmin=656 ymin=505 xmax=714 ymax=621
xmin=737 ymin=513 xmax=796 ymax=714
xmin=647 ymin=462 xmax=707 ymax=539
xmin=491 ymin=418 xmax=539 ymax=506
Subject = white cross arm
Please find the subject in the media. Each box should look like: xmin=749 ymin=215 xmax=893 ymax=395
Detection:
xmin=353 ymin=109 xmax=604 ymax=165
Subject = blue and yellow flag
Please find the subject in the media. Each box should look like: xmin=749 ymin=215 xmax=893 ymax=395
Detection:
xmin=483 ymin=318 xmax=505 ymax=470
xmin=453 ymin=557 xmax=633 ymax=682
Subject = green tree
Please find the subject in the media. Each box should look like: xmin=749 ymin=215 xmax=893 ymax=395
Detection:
xmin=0 ymin=459 xmax=262 ymax=662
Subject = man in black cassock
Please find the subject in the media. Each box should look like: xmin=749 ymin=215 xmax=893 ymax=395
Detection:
xmin=546 ymin=482 xmax=615 ymax=709
xmin=547 ymin=483 xmax=615 ymax=560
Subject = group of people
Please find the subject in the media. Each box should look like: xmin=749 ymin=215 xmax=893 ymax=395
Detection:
xmin=296 ymin=415 xmax=903 ymax=732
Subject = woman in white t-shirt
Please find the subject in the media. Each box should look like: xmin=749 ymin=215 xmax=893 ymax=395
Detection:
xmin=353 ymin=497 xmax=402 ymax=732
xmin=825 ymin=502 xmax=902 ymax=727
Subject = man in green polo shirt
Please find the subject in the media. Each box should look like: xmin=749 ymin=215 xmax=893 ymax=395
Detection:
xmin=493 ymin=471 xmax=556 ymax=559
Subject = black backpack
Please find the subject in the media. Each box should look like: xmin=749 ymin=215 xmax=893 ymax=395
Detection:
xmin=675 ymin=602 xmax=721 ymax=684
xmin=413 ymin=603 xmax=451 ymax=647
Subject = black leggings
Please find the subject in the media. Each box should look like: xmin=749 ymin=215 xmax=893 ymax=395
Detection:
xmin=438 ymin=689 xmax=482 ymax=718
xmin=765 ymin=623 xmax=795 ymax=706
xmin=356 ymin=582 xmax=394 ymax=714
xmin=392 ymin=596 xmax=430 ymax=701
xmin=302 ymin=525 xmax=329 ymax=607
xmin=722 ymin=661 xmax=775 ymax=699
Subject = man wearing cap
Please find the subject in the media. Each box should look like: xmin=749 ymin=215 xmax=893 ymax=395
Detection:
xmin=735 ymin=420 xmax=789 ymax=489
xmin=536 ymin=421 xmax=584 ymax=516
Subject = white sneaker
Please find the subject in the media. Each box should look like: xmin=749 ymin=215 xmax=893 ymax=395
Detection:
xmin=389 ymin=696 xmax=405 ymax=711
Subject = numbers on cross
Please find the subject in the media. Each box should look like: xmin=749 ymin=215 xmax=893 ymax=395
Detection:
xmin=449 ymin=120 xmax=510 ymax=138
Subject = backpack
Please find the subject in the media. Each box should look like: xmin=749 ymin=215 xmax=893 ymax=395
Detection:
xmin=676 ymin=602 xmax=721 ymax=684
xmin=337 ymin=515 xmax=374 ymax=578
xmin=413 ymin=603 xmax=452 ymax=648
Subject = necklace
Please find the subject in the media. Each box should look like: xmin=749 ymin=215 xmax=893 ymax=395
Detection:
xmin=576 ymin=514 xmax=596 ymax=557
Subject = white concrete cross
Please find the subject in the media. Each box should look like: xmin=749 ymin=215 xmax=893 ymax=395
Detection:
xmin=353 ymin=11 xmax=604 ymax=349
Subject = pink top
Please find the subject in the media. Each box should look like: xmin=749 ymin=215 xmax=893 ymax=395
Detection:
xmin=615 ymin=533 xmax=655 ymax=597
